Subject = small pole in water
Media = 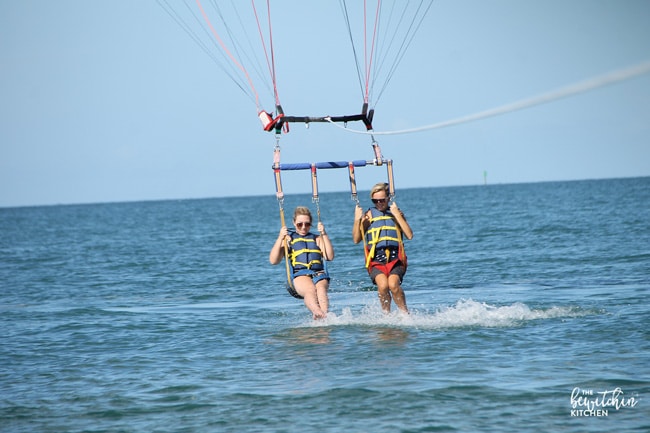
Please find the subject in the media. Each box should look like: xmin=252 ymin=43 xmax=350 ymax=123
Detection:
xmin=483 ymin=170 xmax=488 ymax=185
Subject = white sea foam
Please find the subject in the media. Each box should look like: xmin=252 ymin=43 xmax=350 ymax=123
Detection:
xmin=307 ymin=299 xmax=587 ymax=329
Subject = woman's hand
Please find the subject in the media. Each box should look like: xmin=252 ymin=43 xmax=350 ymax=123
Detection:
xmin=354 ymin=205 xmax=364 ymax=221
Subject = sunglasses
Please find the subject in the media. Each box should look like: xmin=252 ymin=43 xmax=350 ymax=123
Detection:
xmin=296 ymin=222 xmax=311 ymax=228
xmin=371 ymin=198 xmax=388 ymax=204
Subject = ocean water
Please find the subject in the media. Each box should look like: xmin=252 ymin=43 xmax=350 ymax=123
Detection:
xmin=1 ymin=177 xmax=648 ymax=432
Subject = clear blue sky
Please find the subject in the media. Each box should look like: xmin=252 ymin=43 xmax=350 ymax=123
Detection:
xmin=1 ymin=1 xmax=649 ymax=208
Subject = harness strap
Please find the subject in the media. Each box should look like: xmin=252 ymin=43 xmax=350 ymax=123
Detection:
xmin=386 ymin=159 xmax=395 ymax=200
xmin=310 ymin=164 xmax=329 ymax=277
xmin=273 ymin=142 xmax=295 ymax=290
xmin=360 ymin=217 xmax=371 ymax=269
xmin=348 ymin=161 xmax=360 ymax=206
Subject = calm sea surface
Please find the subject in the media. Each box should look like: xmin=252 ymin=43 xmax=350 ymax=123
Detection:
xmin=1 ymin=177 xmax=649 ymax=432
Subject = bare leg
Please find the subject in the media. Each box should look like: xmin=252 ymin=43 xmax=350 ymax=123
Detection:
xmin=293 ymin=276 xmax=326 ymax=319
xmin=315 ymin=279 xmax=329 ymax=314
xmin=374 ymin=274 xmax=392 ymax=313
xmin=388 ymin=274 xmax=408 ymax=313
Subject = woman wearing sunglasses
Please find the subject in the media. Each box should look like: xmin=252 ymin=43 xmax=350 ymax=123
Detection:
xmin=269 ymin=206 xmax=334 ymax=319
xmin=353 ymin=182 xmax=413 ymax=313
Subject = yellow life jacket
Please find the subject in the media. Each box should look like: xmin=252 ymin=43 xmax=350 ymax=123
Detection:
xmin=363 ymin=208 xmax=405 ymax=268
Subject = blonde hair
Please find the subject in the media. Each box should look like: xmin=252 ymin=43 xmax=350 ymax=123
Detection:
xmin=369 ymin=182 xmax=389 ymax=198
xmin=293 ymin=206 xmax=312 ymax=222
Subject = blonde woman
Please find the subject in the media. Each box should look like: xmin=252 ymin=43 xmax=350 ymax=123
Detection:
xmin=270 ymin=206 xmax=334 ymax=319
xmin=353 ymin=183 xmax=413 ymax=313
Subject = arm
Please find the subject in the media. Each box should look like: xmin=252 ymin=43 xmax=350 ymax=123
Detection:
xmin=390 ymin=202 xmax=413 ymax=240
xmin=316 ymin=222 xmax=335 ymax=261
xmin=269 ymin=226 xmax=289 ymax=265
xmin=352 ymin=205 xmax=369 ymax=244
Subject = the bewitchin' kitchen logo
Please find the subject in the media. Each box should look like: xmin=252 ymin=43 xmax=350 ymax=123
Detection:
xmin=570 ymin=387 xmax=638 ymax=417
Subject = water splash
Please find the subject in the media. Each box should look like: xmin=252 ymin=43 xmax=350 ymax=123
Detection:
xmin=306 ymin=299 xmax=590 ymax=329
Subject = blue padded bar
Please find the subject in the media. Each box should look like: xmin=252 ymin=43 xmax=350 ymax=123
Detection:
xmin=276 ymin=160 xmax=368 ymax=171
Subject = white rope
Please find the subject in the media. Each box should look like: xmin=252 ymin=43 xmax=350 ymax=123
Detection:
xmin=326 ymin=61 xmax=650 ymax=136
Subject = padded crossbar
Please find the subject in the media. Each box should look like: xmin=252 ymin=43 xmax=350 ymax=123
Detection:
xmin=276 ymin=160 xmax=368 ymax=171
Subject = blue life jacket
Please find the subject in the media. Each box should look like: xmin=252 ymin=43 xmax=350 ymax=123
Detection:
xmin=364 ymin=208 xmax=404 ymax=267
xmin=289 ymin=231 xmax=324 ymax=273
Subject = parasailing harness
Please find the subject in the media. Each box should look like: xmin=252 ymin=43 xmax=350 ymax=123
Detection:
xmin=272 ymin=137 xmax=399 ymax=292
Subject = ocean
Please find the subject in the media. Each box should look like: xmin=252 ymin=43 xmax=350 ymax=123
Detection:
xmin=1 ymin=177 xmax=648 ymax=432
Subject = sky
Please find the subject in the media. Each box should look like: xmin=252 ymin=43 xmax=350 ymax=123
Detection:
xmin=1 ymin=0 xmax=649 ymax=208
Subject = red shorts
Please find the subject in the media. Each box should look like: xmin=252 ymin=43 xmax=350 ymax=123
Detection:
xmin=368 ymin=259 xmax=406 ymax=284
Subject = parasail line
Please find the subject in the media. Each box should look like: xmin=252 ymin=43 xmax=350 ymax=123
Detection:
xmin=373 ymin=0 xmax=435 ymax=105
xmin=195 ymin=0 xmax=261 ymax=110
xmin=339 ymin=0 xmax=365 ymax=100
xmin=364 ymin=1 xmax=382 ymax=104
xmin=252 ymin=0 xmax=281 ymax=107
xmin=156 ymin=0 xmax=256 ymax=103
xmin=326 ymin=61 xmax=650 ymax=136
